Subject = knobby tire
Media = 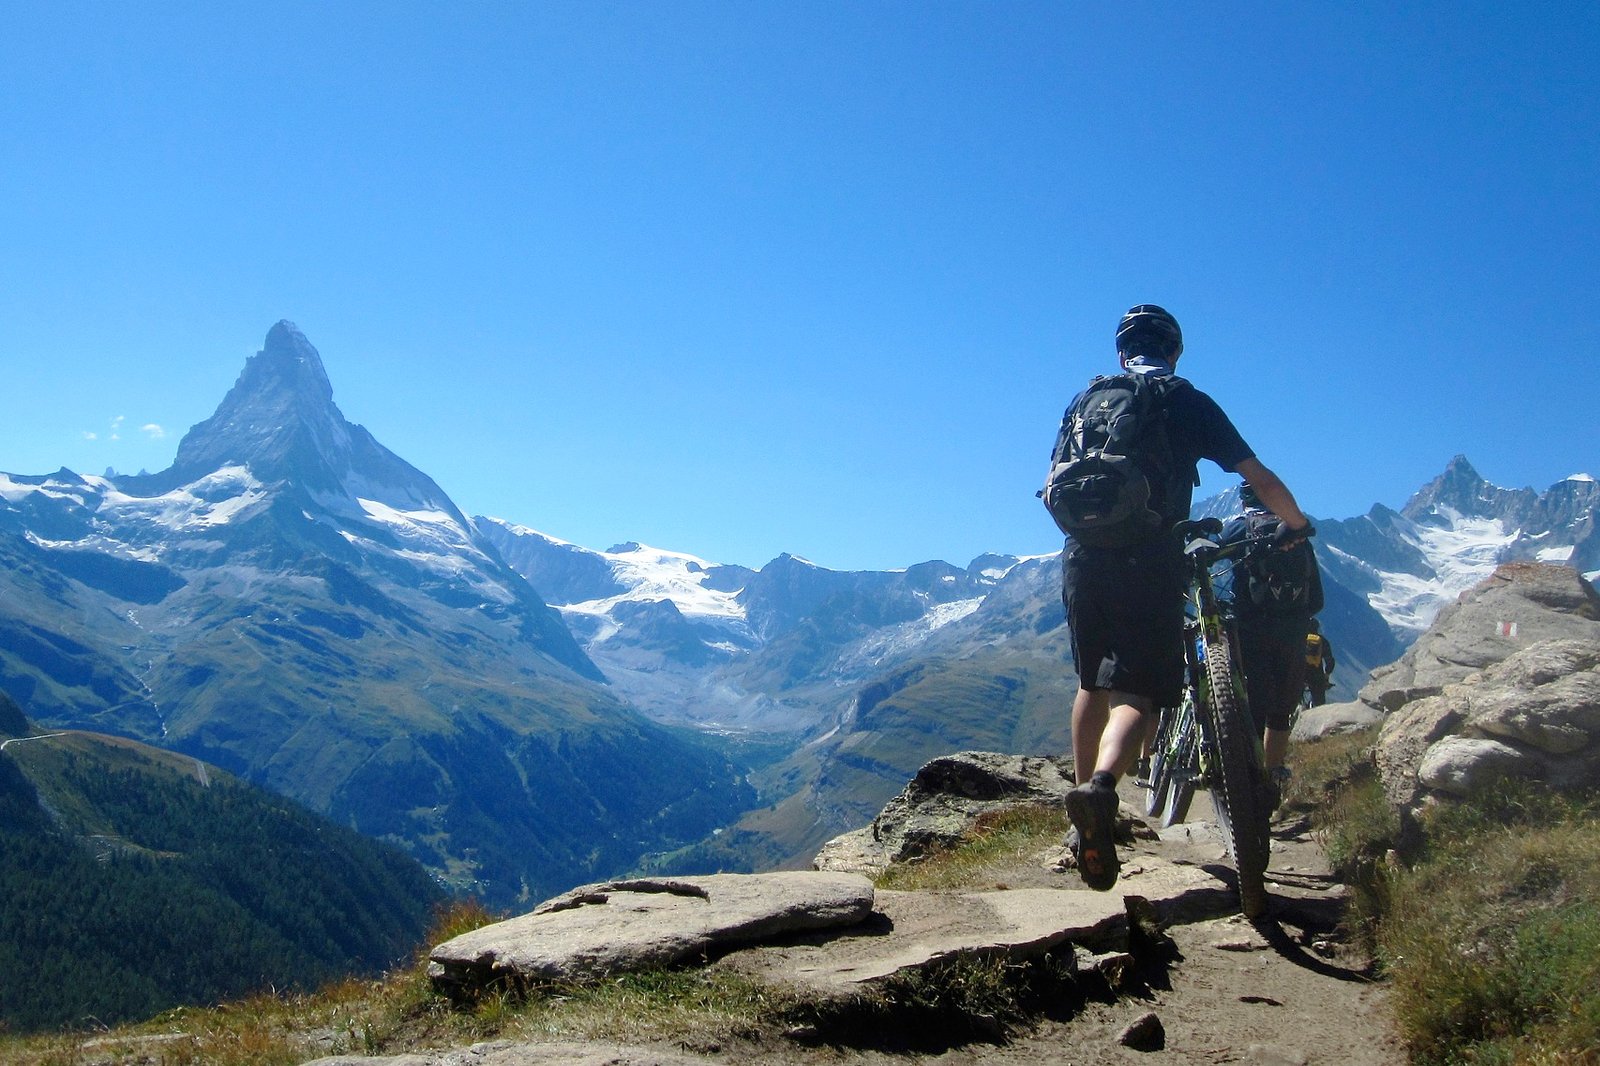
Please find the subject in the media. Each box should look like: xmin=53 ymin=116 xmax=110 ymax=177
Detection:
xmin=1200 ymin=636 xmax=1270 ymax=918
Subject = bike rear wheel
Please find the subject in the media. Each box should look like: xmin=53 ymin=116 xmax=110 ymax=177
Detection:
xmin=1143 ymin=707 xmax=1177 ymax=818
xmin=1200 ymin=636 xmax=1270 ymax=918
xmin=1162 ymin=765 xmax=1197 ymax=827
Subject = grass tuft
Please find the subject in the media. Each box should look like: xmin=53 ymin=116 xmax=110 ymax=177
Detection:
xmin=1371 ymin=781 xmax=1600 ymax=1064
xmin=1301 ymin=734 xmax=1600 ymax=1062
xmin=874 ymin=803 xmax=1068 ymax=892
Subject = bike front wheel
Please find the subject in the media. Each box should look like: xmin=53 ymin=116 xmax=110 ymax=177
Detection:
xmin=1200 ymin=637 xmax=1270 ymax=918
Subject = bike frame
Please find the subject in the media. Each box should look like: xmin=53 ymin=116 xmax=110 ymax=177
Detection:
xmin=1143 ymin=518 xmax=1278 ymax=917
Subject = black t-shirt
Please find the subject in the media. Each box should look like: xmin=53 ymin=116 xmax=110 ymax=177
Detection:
xmin=1161 ymin=376 xmax=1256 ymax=521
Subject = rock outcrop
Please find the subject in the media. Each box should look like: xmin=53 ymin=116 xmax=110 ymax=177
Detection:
xmin=812 ymin=752 xmax=1074 ymax=876
xmin=1375 ymin=638 xmax=1600 ymax=816
xmin=1367 ymin=563 xmax=1600 ymax=831
xmin=1360 ymin=562 xmax=1600 ymax=711
xmin=1291 ymin=699 xmax=1384 ymax=740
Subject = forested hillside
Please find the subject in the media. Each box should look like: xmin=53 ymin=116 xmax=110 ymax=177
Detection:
xmin=0 ymin=697 xmax=444 ymax=1033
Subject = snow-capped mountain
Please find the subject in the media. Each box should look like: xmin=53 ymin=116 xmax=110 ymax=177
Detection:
xmin=1318 ymin=456 xmax=1599 ymax=638
xmin=477 ymin=523 xmax=1083 ymax=870
xmin=476 ymin=517 xmax=1044 ymax=734
xmin=479 ymin=457 xmax=1597 ymax=870
xmin=0 ymin=322 xmax=749 ymax=906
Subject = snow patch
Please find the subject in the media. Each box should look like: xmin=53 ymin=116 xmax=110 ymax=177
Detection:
xmin=571 ymin=542 xmax=748 ymax=624
xmin=844 ymin=596 xmax=986 ymax=669
xmin=92 ymin=466 xmax=268 ymax=532
xmin=1364 ymin=506 xmax=1515 ymax=635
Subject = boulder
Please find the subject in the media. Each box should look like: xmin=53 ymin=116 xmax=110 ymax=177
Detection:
xmin=1376 ymin=637 xmax=1600 ymax=824
xmin=1417 ymin=736 xmax=1540 ymax=797
xmin=1373 ymin=691 xmax=1465 ymax=810
xmin=1360 ymin=563 xmax=1600 ymax=711
xmin=1466 ymin=640 xmax=1600 ymax=756
xmin=1291 ymin=700 xmax=1384 ymax=740
xmin=812 ymin=751 xmax=1073 ymax=876
xmin=428 ymin=872 xmax=874 ymax=993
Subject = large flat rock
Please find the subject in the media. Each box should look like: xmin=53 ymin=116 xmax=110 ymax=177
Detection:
xmin=304 ymin=1040 xmax=710 ymax=1065
xmin=429 ymin=872 xmax=875 ymax=990
xmin=714 ymin=857 xmax=1221 ymax=996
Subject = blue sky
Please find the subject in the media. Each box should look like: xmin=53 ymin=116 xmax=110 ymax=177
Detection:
xmin=3 ymin=2 xmax=1595 ymax=571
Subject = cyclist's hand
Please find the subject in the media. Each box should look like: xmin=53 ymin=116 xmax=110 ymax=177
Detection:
xmin=1272 ymin=520 xmax=1315 ymax=548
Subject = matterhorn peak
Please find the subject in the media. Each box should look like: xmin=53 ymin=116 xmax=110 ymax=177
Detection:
xmin=163 ymin=320 xmax=347 ymax=484
xmin=123 ymin=322 xmax=461 ymax=524
xmin=254 ymin=319 xmax=336 ymax=405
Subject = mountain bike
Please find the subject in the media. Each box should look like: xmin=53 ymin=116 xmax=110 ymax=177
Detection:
xmin=1142 ymin=518 xmax=1309 ymax=918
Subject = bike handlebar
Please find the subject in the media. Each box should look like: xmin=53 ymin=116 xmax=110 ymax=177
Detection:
xmin=1174 ymin=517 xmax=1315 ymax=563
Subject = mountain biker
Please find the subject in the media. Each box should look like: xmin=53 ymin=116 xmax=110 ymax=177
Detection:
xmin=1057 ymin=304 xmax=1311 ymax=891
xmin=1219 ymin=480 xmax=1325 ymax=806
xmin=1303 ymin=619 xmax=1336 ymax=706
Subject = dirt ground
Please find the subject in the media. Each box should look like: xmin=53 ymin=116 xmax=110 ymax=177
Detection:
xmin=781 ymin=784 xmax=1406 ymax=1066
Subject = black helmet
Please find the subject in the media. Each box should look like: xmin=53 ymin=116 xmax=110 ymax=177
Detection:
xmin=1116 ymin=304 xmax=1183 ymax=359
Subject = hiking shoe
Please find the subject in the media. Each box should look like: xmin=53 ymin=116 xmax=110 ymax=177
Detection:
xmin=1065 ymin=781 xmax=1121 ymax=891
xmin=1133 ymin=757 xmax=1152 ymax=788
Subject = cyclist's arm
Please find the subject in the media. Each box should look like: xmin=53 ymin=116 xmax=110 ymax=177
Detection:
xmin=1234 ymin=457 xmax=1309 ymax=531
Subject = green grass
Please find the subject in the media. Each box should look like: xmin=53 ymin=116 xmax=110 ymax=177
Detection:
xmin=1303 ymin=732 xmax=1600 ymax=1065
xmin=874 ymin=803 xmax=1068 ymax=892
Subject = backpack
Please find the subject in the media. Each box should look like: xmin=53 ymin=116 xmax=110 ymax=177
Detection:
xmin=1235 ymin=511 xmax=1317 ymax=618
xmin=1041 ymin=371 xmax=1183 ymax=547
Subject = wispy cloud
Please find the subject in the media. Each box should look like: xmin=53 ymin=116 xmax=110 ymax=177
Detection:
xmin=82 ymin=416 xmax=166 ymax=445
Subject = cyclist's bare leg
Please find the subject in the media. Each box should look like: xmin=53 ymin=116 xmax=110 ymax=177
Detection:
xmin=1072 ymin=687 xmax=1153 ymax=785
xmin=1068 ymin=687 xmax=1150 ymax=890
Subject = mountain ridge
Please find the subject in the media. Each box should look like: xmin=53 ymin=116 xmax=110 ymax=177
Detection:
xmin=476 ymin=456 xmax=1593 ymax=870
xmin=0 ymin=324 xmax=750 ymax=906
xmin=3 ymin=322 xmax=1595 ymax=893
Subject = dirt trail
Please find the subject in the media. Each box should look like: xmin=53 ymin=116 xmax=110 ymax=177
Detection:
xmin=971 ymin=782 xmax=1404 ymax=1065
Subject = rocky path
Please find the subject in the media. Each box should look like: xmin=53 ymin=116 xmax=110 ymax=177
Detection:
xmin=309 ymin=780 xmax=1403 ymax=1066
xmin=769 ymin=785 xmax=1402 ymax=1065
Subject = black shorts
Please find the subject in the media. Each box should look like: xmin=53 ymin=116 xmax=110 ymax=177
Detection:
xmin=1062 ymin=543 xmax=1185 ymax=707
xmin=1237 ymin=624 xmax=1309 ymax=732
